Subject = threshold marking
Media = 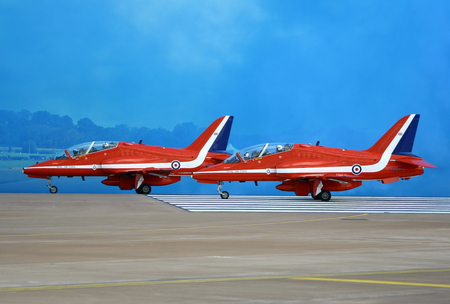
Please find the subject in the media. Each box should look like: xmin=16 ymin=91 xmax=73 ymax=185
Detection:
xmin=151 ymin=195 xmax=450 ymax=213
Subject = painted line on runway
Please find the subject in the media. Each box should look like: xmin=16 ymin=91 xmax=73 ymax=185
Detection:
xmin=1 ymin=268 xmax=449 ymax=293
xmin=309 ymin=268 xmax=450 ymax=277
xmin=0 ymin=213 xmax=367 ymax=238
xmin=150 ymin=195 xmax=450 ymax=213
xmin=294 ymin=277 xmax=450 ymax=288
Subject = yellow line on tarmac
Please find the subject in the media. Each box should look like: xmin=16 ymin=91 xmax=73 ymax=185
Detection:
xmin=0 ymin=213 xmax=368 ymax=238
xmin=294 ymin=277 xmax=450 ymax=288
xmin=314 ymin=268 xmax=450 ymax=277
xmin=0 ymin=276 xmax=293 ymax=293
xmin=1 ymin=268 xmax=449 ymax=293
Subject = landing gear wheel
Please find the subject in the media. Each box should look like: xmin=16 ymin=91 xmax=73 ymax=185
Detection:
xmin=220 ymin=191 xmax=229 ymax=199
xmin=49 ymin=186 xmax=58 ymax=194
xmin=136 ymin=184 xmax=152 ymax=195
xmin=315 ymin=190 xmax=331 ymax=201
xmin=217 ymin=181 xmax=229 ymax=199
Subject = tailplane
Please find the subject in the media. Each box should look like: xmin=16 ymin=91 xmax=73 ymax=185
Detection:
xmin=185 ymin=116 xmax=234 ymax=154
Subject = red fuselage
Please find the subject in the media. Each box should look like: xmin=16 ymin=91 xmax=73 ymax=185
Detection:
xmin=24 ymin=141 xmax=228 ymax=190
xmin=25 ymin=142 xmax=227 ymax=178
xmin=194 ymin=143 xmax=425 ymax=185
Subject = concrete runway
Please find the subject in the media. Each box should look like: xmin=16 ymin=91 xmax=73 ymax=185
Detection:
xmin=1 ymin=193 xmax=449 ymax=303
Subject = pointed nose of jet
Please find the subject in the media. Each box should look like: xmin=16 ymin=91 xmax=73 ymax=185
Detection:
xmin=23 ymin=166 xmax=33 ymax=175
xmin=22 ymin=159 xmax=55 ymax=178
xmin=23 ymin=163 xmax=38 ymax=176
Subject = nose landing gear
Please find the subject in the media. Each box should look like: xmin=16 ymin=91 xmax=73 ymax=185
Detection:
xmin=217 ymin=181 xmax=229 ymax=199
xmin=47 ymin=177 xmax=58 ymax=194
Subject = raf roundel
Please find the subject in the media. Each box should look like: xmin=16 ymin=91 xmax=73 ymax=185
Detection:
xmin=352 ymin=164 xmax=362 ymax=175
xmin=171 ymin=160 xmax=181 ymax=170
xmin=352 ymin=165 xmax=362 ymax=175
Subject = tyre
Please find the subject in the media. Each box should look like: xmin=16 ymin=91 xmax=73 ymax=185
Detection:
xmin=220 ymin=191 xmax=229 ymax=199
xmin=317 ymin=190 xmax=331 ymax=201
xmin=136 ymin=184 xmax=151 ymax=195
xmin=49 ymin=186 xmax=58 ymax=194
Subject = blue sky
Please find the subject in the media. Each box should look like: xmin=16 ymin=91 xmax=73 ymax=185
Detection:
xmin=1 ymin=0 xmax=449 ymax=196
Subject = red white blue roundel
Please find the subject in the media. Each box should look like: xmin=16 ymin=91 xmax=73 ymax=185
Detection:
xmin=352 ymin=164 xmax=362 ymax=175
xmin=171 ymin=160 xmax=181 ymax=170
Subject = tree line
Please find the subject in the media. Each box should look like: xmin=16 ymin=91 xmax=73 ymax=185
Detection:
xmin=0 ymin=110 xmax=202 ymax=154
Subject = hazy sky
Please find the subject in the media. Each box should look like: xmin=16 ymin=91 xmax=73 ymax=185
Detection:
xmin=1 ymin=0 xmax=449 ymax=195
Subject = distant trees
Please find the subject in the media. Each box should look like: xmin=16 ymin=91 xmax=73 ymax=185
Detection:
xmin=0 ymin=110 xmax=202 ymax=152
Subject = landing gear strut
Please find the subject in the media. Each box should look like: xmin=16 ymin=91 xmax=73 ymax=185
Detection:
xmin=46 ymin=177 xmax=58 ymax=194
xmin=217 ymin=181 xmax=229 ymax=199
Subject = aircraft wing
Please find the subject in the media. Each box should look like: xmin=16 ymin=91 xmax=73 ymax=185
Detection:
xmin=102 ymin=167 xmax=174 ymax=177
xmin=282 ymin=173 xmax=356 ymax=182
xmin=276 ymin=160 xmax=354 ymax=181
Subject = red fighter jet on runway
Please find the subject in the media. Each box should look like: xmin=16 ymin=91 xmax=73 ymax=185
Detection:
xmin=193 ymin=114 xmax=436 ymax=201
xmin=23 ymin=116 xmax=233 ymax=194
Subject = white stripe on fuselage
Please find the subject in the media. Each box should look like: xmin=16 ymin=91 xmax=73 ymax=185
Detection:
xmin=26 ymin=116 xmax=231 ymax=173
xmin=196 ymin=115 xmax=415 ymax=177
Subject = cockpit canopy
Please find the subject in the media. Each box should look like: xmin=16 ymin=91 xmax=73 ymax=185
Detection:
xmin=54 ymin=141 xmax=119 ymax=159
xmin=224 ymin=143 xmax=293 ymax=163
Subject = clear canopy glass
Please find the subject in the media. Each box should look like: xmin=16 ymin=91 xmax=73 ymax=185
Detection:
xmin=54 ymin=141 xmax=119 ymax=159
xmin=224 ymin=143 xmax=293 ymax=163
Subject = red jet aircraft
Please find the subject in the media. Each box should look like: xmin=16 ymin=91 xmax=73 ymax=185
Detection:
xmin=193 ymin=114 xmax=436 ymax=201
xmin=23 ymin=116 xmax=233 ymax=194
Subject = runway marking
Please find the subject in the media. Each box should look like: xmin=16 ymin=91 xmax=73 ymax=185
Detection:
xmin=1 ymin=268 xmax=449 ymax=293
xmin=294 ymin=277 xmax=450 ymax=288
xmin=0 ymin=213 xmax=367 ymax=238
xmin=151 ymin=195 xmax=450 ymax=213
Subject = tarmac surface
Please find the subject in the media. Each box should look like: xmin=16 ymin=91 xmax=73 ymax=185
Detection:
xmin=0 ymin=193 xmax=449 ymax=303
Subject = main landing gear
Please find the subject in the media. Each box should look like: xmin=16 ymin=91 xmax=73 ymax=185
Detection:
xmin=217 ymin=181 xmax=229 ymax=199
xmin=47 ymin=177 xmax=58 ymax=194
xmin=135 ymin=184 xmax=152 ymax=195
xmin=312 ymin=190 xmax=331 ymax=201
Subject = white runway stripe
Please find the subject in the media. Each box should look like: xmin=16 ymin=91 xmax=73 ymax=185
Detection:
xmin=150 ymin=195 xmax=450 ymax=213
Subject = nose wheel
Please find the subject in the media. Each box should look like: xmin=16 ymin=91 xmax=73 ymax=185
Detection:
xmin=217 ymin=182 xmax=229 ymax=199
xmin=47 ymin=177 xmax=58 ymax=194
xmin=220 ymin=191 xmax=229 ymax=199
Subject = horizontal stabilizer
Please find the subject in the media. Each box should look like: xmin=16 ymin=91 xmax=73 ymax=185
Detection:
xmin=397 ymin=158 xmax=437 ymax=168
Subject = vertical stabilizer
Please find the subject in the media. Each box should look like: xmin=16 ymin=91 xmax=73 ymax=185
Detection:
xmin=185 ymin=116 xmax=234 ymax=153
xmin=208 ymin=116 xmax=234 ymax=154
xmin=392 ymin=114 xmax=420 ymax=156
xmin=365 ymin=114 xmax=419 ymax=155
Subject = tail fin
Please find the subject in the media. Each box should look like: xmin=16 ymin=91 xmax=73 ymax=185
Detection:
xmin=365 ymin=114 xmax=419 ymax=156
xmin=185 ymin=116 xmax=234 ymax=154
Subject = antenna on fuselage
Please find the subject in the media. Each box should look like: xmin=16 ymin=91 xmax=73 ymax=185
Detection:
xmin=316 ymin=141 xmax=320 ymax=146
xmin=138 ymin=139 xmax=143 ymax=144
